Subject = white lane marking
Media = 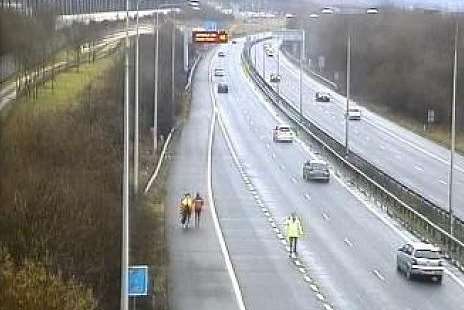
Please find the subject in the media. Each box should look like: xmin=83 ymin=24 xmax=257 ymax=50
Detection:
xmin=247 ymin=44 xmax=464 ymax=291
xmin=445 ymin=269 xmax=464 ymax=288
xmin=291 ymin=176 xmax=298 ymax=184
xmin=207 ymin=52 xmax=247 ymax=310
xmin=439 ymin=179 xmax=447 ymax=185
xmin=344 ymin=237 xmax=353 ymax=247
xmin=279 ymin=45 xmax=464 ymax=174
xmin=286 ymin=92 xmax=464 ymax=292
xmin=414 ymin=165 xmax=424 ymax=172
xmin=304 ymin=193 xmax=311 ymax=200
xmin=272 ymin=153 xmax=276 ymax=159
xmin=265 ymin=143 xmax=271 ymax=149
xmin=322 ymin=212 xmax=330 ymax=221
xmin=372 ymin=269 xmax=385 ymax=282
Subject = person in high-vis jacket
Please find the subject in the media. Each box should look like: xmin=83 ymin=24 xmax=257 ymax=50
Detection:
xmin=284 ymin=213 xmax=304 ymax=257
xmin=180 ymin=193 xmax=193 ymax=228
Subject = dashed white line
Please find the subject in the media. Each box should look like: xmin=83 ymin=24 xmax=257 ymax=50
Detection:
xmin=372 ymin=269 xmax=385 ymax=281
xmin=291 ymin=177 xmax=298 ymax=184
xmin=304 ymin=193 xmax=311 ymax=200
xmin=316 ymin=293 xmax=325 ymax=301
xmin=322 ymin=212 xmax=330 ymax=221
xmin=414 ymin=165 xmax=424 ymax=172
xmin=344 ymin=237 xmax=353 ymax=247
xmin=439 ymin=179 xmax=447 ymax=185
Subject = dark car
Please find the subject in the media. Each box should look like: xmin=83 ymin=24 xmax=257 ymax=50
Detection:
xmin=303 ymin=159 xmax=330 ymax=182
xmin=218 ymin=83 xmax=229 ymax=93
xmin=270 ymin=74 xmax=281 ymax=83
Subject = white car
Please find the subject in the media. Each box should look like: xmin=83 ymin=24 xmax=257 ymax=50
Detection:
xmin=218 ymin=51 xmax=226 ymax=57
xmin=347 ymin=104 xmax=362 ymax=120
xmin=397 ymin=242 xmax=444 ymax=283
xmin=315 ymin=92 xmax=330 ymax=102
xmin=270 ymin=74 xmax=281 ymax=83
xmin=214 ymin=68 xmax=225 ymax=77
xmin=272 ymin=125 xmax=294 ymax=142
xmin=266 ymin=47 xmax=275 ymax=57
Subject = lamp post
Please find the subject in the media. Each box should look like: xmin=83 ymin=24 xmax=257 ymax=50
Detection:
xmin=449 ymin=21 xmax=459 ymax=236
xmin=317 ymin=7 xmax=379 ymax=155
xmin=121 ymin=0 xmax=130 ymax=309
xmin=134 ymin=0 xmax=140 ymax=194
xmin=154 ymin=2 xmax=196 ymax=153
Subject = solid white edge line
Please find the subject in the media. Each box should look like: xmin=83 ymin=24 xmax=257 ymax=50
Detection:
xmin=144 ymin=128 xmax=174 ymax=193
xmin=243 ymin=43 xmax=464 ymax=291
xmin=207 ymin=50 xmax=247 ymax=310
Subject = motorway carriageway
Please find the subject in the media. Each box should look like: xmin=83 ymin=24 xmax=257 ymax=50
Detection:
xmin=204 ymin=38 xmax=464 ymax=310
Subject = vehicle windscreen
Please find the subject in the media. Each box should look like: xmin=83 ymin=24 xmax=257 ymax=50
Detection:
xmin=311 ymin=163 xmax=327 ymax=170
xmin=415 ymin=250 xmax=441 ymax=259
xmin=279 ymin=127 xmax=290 ymax=132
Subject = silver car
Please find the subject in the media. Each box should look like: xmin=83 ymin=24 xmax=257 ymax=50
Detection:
xmin=302 ymin=159 xmax=330 ymax=182
xmin=396 ymin=242 xmax=444 ymax=283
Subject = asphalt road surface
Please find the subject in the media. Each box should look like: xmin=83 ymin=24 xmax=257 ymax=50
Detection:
xmin=250 ymin=38 xmax=464 ymax=220
xmin=208 ymin=39 xmax=464 ymax=310
xmin=166 ymin=50 xmax=323 ymax=310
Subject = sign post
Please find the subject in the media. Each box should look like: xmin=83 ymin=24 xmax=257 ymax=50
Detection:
xmin=128 ymin=265 xmax=149 ymax=310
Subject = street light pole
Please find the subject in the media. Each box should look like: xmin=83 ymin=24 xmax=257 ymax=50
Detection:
xmin=449 ymin=21 xmax=458 ymax=236
xmin=316 ymin=7 xmax=379 ymax=155
xmin=277 ymin=45 xmax=280 ymax=94
xmin=262 ymin=42 xmax=266 ymax=79
xmin=120 ymin=0 xmax=130 ymax=309
xmin=153 ymin=4 xmax=159 ymax=154
xmin=171 ymin=10 xmax=176 ymax=127
xmin=134 ymin=0 xmax=140 ymax=194
xmin=299 ymin=29 xmax=304 ymax=117
xmin=345 ymin=31 xmax=351 ymax=155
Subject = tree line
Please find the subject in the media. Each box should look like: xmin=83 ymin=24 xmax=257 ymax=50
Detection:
xmin=285 ymin=6 xmax=464 ymax=131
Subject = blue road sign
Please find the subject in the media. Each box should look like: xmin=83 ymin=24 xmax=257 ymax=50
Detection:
xmin=128 ymin=265 xmax=149 ymax=297
xmin=204 ymin=20 xmax=217 ymax=31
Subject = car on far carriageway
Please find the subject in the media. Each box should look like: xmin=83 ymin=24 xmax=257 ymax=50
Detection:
xmin=347 ymin=103 xmax=362 ymax=120
xmin=315 ymin=91 xmax=330 ymax=102
xmin=396 ymin=242 xmax=444 ymax=283
xmin=217 ymin=83 xmax=229 ymax=93
xmin=302 ymin=159 xmax=330 ymax=182
xmin=214 ymin=68 xmax=225 ymax=77
xmin=272 ymin=124 xmax=293 ymax=142
xmin=218 ymin=51 xmax=226 ymax=57
xmin=270 ymin=73 xmax=281 ymax=83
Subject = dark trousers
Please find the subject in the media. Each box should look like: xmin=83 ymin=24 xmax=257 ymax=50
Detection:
xmin=194 ymin=210 xmax=201 ymax=227
xmin=289 ymin=237 xmax=298 ymax=253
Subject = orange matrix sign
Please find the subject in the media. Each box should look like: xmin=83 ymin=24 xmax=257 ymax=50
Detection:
xmin=192 ymin=30 xmax=229 ymax=44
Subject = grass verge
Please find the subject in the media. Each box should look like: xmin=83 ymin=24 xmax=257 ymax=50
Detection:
xmin=363 ymin=101 xmax=464 ymax=154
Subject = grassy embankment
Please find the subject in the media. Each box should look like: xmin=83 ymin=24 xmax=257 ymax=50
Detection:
xmin=0 ymin=44 xmax=169 ymax=309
